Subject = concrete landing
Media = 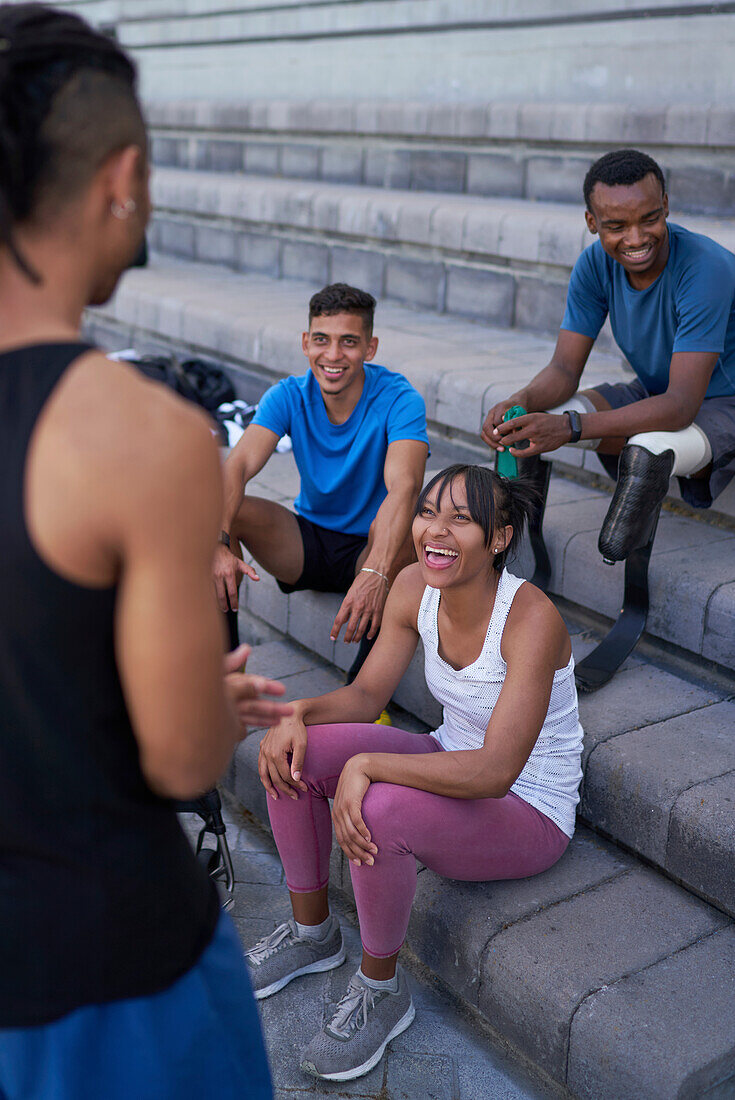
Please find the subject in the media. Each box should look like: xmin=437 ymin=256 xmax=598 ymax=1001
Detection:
xmin=179 ymin=799 xmax=558 ymax=1100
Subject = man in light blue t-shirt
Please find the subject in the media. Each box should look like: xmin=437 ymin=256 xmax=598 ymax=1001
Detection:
xmin=481 ymin=149 xmax=735 ymax=564
xmin=213 ymin=284 xmax=429 ymax=676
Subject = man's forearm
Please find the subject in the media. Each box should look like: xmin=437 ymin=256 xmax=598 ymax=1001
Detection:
xmin=220 ymin=454 xmax=250 ymax=533
xmin=362 ymin=481 xmax=419 ymax=578
xmin=580 ymin=392 xmax=696 ymax=440
xmin=512 ymin=361 xmax=582 ymax=413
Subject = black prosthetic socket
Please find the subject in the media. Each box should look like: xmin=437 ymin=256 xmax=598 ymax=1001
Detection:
xmin=598 ymin=445 xmax=674 ymax=563
xmin=516 ymin=455 xmax=552 ymax=591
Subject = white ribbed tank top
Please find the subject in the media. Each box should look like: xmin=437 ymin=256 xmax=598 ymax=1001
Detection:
xmin=418 ymin=569 xmax=583 ymax=838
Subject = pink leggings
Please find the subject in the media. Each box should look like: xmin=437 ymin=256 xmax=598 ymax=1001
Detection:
xmin=267 ymin=724 xmax=569 ymax=958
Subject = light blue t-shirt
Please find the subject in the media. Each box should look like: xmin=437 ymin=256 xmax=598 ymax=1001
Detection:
xmin=561 ymin=222 xmax=735 ymax=398
xmin=251 ymin=363 xmax=428 ymax=536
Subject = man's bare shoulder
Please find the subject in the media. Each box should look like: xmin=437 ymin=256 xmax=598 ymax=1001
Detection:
xmin=59 ymin=352 xmax=214 ymax=467
xmin=25 ymin=351 xmax=222 ymax=583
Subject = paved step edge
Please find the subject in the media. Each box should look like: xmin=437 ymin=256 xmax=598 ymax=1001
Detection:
xmin=145 ymin=98 xmax=735 ymax=150
xmin=85 ymin=260 xmax=735 ymax=667
xmin=150 ymin=129 xmax=735 ymax=218
xmin=149 ymin=166 xmax=735 ymax=275
xmin=236 ymin=580 xmax=734 ymax=918
xmin=222 ymin=638 xmax=735 ymax=1098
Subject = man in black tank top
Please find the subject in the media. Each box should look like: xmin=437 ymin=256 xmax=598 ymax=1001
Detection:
xmin=0 ymin=7 xmax=289 ymax=1098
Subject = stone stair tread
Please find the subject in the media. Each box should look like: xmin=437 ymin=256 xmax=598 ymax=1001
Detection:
xmin=147 ymin=97 xmax=735 ymax=150
xmin=237 ymin=558 xmax=735 ymax=917
xmin=149 ymin=107 xmax=735 ymax=216
xmin=150 ymin=165 xmax=735 ymax=264
xmin=98 ymin=252 xmax=625 ymax=421
xmin=91 ymin=254 xmax=735 ymax=667
xmin=225 ymin=630 xmax=735 ymax=1097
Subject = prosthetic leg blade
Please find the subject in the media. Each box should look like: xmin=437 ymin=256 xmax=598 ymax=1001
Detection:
xmin=574 ymin=515 xmax=659 ymax=693
xmin=598 ymin=445 xmax=673 ymax=562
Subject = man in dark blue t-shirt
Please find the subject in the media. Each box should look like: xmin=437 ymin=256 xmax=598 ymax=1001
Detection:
xmin=213 ymin=284 xmax=429 ymax=660
xmin=482 ymin=149 xmax=735 ymax=562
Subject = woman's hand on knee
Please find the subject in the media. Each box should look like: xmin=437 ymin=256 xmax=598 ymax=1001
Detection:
xmin=257 ymin=715 xmax=308 ymax=801
xmin=333 ymin=756 xmax=377 ymax=866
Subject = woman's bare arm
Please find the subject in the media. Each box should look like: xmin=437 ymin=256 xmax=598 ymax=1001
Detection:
xmin=257 ymin=565 xmax=425 ymax=799
xmin=355 ymin=584 xmax=571 ymax=800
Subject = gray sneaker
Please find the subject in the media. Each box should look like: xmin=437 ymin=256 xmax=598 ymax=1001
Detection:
xmin=245 ymin=918 xmax=345 ymax=1000
xmin=300 ymin=968 xmax=415 ymax=1081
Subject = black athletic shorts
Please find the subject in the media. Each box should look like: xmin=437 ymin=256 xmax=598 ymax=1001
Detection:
xmin=276 ymin=514 xmax=368 ymax=595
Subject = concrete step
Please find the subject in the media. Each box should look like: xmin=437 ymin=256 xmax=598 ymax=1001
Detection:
xmin=86 ymin=256 xmax=735 ymax=673
xmin=148 ymin=165 xmax=735 ymax=337
xmin=222 ymin=631 xmax=735 ymax=1099
xmin=149 ymin=98 xmax=735 ymax=216
xmin=84 ymin=250 xmax=735 ymax=904
xmin=230 ymin=500 xmax=735 ymax=922
xmin=88 ymin=251 xmax=735 ymax=526
xmin=66 ymin=1 xmax=735 ymax=108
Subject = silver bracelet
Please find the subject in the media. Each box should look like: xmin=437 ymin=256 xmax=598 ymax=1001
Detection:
xmin=360 ymin=567 xmax=390 ymax=588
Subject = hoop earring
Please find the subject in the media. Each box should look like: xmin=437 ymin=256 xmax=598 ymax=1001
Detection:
xmin=111 ymin=199 xmax=136 ymax=220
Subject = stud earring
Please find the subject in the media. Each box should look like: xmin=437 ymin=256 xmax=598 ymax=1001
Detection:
xmin=111 ymin=199 xmax=136 ymax=220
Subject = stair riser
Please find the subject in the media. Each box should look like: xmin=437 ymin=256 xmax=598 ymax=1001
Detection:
xmin=151 ymin=131 xmax=735 ymax=218
xmin=148 ymin=211 xmax=588 ymax=341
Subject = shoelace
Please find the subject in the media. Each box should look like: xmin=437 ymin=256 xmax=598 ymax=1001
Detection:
xmin=246 ymin=920 xmax=299 ymax=965
xmin=327 ymin=979 xmax=378 ymax=1038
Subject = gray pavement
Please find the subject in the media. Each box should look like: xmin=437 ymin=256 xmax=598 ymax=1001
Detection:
xmin=180 ymin=799 xmax=561 ymax=1100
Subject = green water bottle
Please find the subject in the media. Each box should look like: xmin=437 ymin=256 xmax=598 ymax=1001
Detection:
xmin=495 ymin=405 xmax=528 ymax=479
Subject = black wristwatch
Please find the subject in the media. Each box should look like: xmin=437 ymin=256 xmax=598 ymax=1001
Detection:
xmin=565 ymin=409 xmax=582 ymax=443
xmin=218 ymin=530 xmax=231 ymax=549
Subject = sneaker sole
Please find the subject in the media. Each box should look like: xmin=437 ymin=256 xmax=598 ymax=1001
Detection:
xmin=252 ymin=945 xmax=346 ymax=1000
xmin=300 ymin=1001 xmax=415 ymax=1081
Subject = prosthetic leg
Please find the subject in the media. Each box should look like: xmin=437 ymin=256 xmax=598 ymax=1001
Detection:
xmin=517 ymin=455 xmax=552 ymax=591
xmin=495 ymin=405 xmax=553 ymax=591
xmin=575 ymin=425 xmax=711 ymax=692
xmin=574 ymin=522 xmax=659 ymax=693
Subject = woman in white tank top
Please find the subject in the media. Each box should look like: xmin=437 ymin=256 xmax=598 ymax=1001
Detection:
xmin=246 ymin=465 xmax=584 ymax=1084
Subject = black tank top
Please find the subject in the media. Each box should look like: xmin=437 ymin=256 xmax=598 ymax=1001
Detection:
xmin=0 ymin=343 xmax=219 ymax=1026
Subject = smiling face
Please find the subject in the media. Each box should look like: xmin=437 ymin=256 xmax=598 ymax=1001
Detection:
xmin=301 ymin=311 xmax=378 ymax=403
xmin=412 ymin=475 xmax=511 ymax=590
xmin=585 ymin=172 xmax=670 ymax=288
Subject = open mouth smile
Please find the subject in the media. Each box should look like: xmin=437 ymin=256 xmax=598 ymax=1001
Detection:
xmin=423 ymin=544 xmax=459 ymax=569
xmin=622 ymin=244 xmax=654 ymax=263
xmin=320 ymin=365 xmax=347 ymax=377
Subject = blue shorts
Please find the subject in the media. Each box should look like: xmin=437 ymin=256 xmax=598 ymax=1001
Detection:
xmin=0 ymin=911 xmax=271 ymax=1100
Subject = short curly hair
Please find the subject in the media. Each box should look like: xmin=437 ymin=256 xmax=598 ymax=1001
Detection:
xmin=583 ymin=149 xmax=666 ymax=212
xmin=308 ymin=283 xmax=376 ymax=335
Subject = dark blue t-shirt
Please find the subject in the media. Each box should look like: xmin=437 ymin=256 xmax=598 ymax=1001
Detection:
xmin=252 ymin=363 xmax=428 ymax=536
xmin=561 ymin=222 xmax=735 ymax=398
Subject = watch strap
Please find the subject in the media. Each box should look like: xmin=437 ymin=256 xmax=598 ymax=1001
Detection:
xmin=218 ymin=530 xmax=231 ymax=548
xmin=565 ymin=409 xmax=582 ymax=443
